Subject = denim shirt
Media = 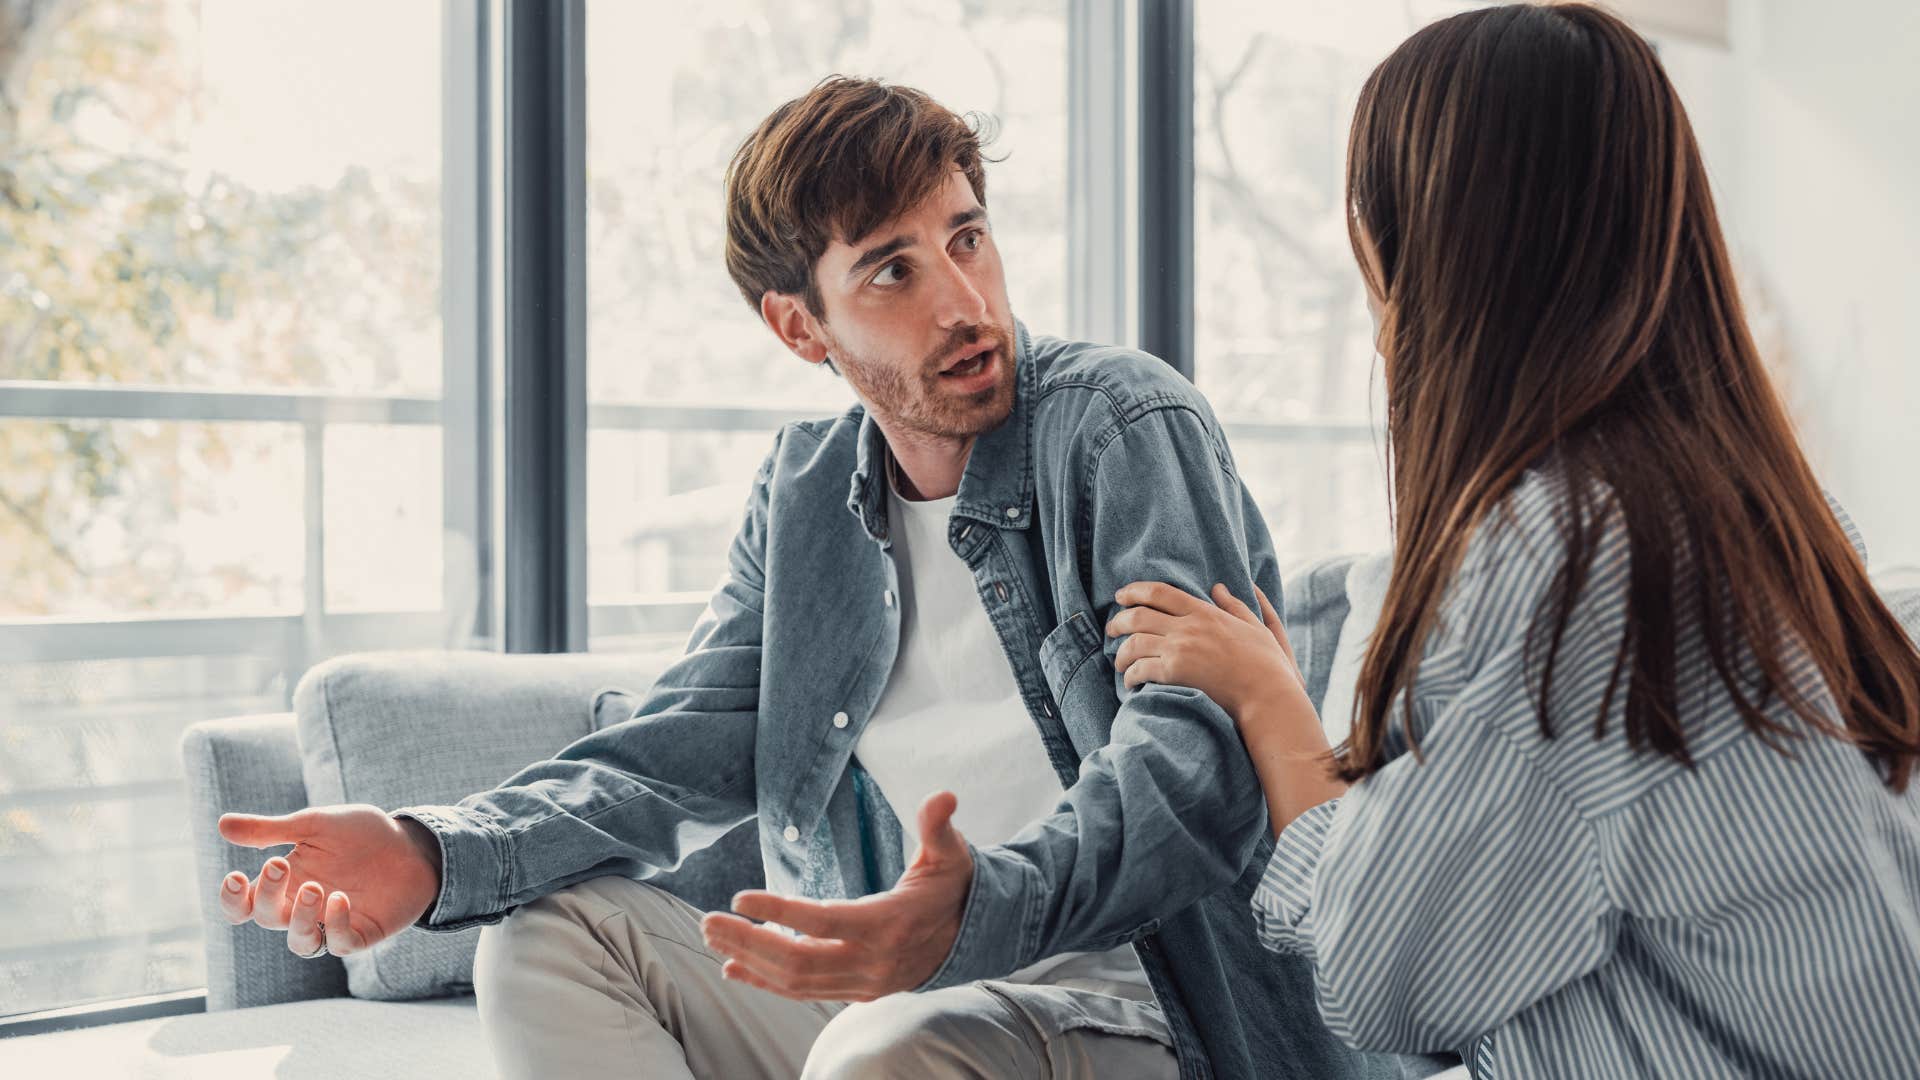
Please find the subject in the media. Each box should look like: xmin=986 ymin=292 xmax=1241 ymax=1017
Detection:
xmin=399 ymin=324 xmax=1390 ymax=1080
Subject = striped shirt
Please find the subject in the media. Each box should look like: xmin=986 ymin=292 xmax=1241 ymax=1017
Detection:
xmin=1253 ymin=471 xmax=1920 ymax=1078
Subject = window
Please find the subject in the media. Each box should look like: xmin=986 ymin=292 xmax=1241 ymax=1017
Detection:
xmin=583 ymin=0 xmax=1069 ymax=657
xmin=14 ymin=0 xmax=1829 ymax=1027
xmin=1191 ymin=1 xmax=1511 ymax=566
xmin=1191 ymin=3 xmax=1472 ymax=564
xmin=0 ymin=0 xmax=494 ymax=1016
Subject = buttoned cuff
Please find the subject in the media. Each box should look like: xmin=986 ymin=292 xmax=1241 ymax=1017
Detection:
xmin=914 ymin=843 xmax=1045 ymax=991
xmin=391 ymin=804 xmax=515 ymax=933
xmin=1251 ymin=797 xmax=1340 ymax=957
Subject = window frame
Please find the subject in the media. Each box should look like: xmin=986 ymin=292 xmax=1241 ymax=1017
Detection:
xmin=1 ymin=0 xmax=1376 ymax=1032
xmin=0 ymin=0 xmax=494 ymax=1033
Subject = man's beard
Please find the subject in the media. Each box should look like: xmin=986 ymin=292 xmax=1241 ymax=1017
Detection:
xmin=831 ymin=322 xmax=1017 ymax=440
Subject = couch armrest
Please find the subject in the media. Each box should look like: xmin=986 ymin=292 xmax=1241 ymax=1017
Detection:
xmin=180 ymin=714 xmax=348 ymax=1011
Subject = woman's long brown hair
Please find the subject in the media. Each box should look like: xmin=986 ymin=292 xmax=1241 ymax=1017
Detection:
xmin=1342 ymin=3 xmax=1920 ymax=789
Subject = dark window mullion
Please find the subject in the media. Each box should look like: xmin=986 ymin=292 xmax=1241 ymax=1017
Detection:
xmin=1138 ymin=0 xmax=1195 ymax=380
xmin=503 ymin=0 xmax=588 ymax=654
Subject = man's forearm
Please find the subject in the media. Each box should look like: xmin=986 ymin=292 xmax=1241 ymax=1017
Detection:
xmin=925 ymin=684 xmax=1271 ymax=985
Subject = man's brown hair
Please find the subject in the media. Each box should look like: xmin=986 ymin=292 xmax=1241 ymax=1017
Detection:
xmin=723 ymin=76 xmax=992 ymax=317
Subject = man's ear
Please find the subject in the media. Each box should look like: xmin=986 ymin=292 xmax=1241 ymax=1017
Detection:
xmin=760 ymin=291 xmax=831 ymax=367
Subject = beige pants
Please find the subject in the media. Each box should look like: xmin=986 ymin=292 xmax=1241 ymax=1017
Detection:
xmin=473 ymin=876 xmax=1179 ymax=1080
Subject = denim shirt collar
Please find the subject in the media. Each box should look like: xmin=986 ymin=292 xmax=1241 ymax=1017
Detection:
xmin=845 ymin=319 xmax=1037 ymax=545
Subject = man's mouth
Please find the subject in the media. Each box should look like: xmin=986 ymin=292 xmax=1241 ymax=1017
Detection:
xmin=940 ymin=345 xmax=996 ymax=380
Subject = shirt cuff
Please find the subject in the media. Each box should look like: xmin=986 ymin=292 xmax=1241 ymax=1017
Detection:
xmin=1251 ymin=797 xmax=1341 ymax=956
xmin=913 ymin=843 xmax=1044 ymax=991
xmin=391 ymin=804 xmax=515 ymax=933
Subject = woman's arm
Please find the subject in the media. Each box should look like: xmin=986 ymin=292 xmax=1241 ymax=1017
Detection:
xmin=1237 ymin=695 xmax=1349 ymax=837
xmin=1106 ymin=580 xmax=1346 ymax=836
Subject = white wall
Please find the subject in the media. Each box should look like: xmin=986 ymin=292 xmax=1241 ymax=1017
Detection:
xmin=1664 ymin=1 xmax=1920 ymax=574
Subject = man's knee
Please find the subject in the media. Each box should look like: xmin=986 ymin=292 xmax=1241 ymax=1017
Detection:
xmin=802 ymin=992 xmax=1011 ymax=1080
xmin=474 ymin=886 xmax=580 ymax=1009
xmin=474 ymin=877 xmax=680 ymax=1007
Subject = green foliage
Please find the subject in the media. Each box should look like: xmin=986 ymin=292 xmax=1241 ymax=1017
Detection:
xmin=1 ymin=0 xmax=437 ymax=615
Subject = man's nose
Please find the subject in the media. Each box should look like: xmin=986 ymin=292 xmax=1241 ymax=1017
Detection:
xmin=931 ymin=256 xmax=989 ymax=329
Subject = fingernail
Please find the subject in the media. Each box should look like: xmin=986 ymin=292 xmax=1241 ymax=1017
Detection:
xmin=224 ymin=876 xmax=244 ymax=893
xmin=264 ymin=862 xmax=285 ymax=881
xmin=300 ymin=885 xmax=321 ymax=905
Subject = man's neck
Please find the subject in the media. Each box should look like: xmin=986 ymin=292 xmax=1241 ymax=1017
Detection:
xmin=877 ymin=420 xmax=973 ymax=502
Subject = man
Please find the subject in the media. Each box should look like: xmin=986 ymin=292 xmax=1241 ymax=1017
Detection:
xmin=215 ymin=78 xmax=1387 ymax=1080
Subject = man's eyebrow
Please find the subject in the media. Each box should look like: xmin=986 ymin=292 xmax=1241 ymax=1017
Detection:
xmin=844 ymin=211 xmax=989 ymax=282
xmin=847 ymin=236 xmax=912 ymax=281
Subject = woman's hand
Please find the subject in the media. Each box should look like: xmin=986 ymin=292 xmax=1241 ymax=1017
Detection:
xmin=1107 ymin=581 xmax=1346 ymax=835
xmin=1105 ymin=581 xmax=1305 ymax=717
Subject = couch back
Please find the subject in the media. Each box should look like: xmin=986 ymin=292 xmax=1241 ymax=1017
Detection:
xmin=181 ymin=651 xmax=763 ymax=1009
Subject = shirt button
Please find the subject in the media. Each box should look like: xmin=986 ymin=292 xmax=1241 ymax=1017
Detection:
xmin=783 ymin=825 xmax=800 ymax=843
xmin=994 ymin=582 xmax=1010 ymax=602
xmin=1004 ymin=507 xmax=1020 ymax=520
xmin=833 ymin=711 xmax=849 ymax=729
xmin=883 ymin=589 xmax=895 ymax=608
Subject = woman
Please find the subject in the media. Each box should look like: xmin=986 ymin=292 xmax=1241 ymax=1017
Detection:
xmin=1105 ymin=4 xmax=1920 ymax=1077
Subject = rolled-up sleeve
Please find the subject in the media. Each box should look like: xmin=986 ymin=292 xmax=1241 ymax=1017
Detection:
xmin=392 ymin=430 xmax=785 ymax=929
xmin=1251 ymin=797 xmax=1338 ymax=956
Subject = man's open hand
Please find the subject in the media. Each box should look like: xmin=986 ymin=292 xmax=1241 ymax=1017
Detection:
xmin=701 ymin=791 xmax=974 ymax=1002
xmin=216 ymin=805 xmax=443 ymax=960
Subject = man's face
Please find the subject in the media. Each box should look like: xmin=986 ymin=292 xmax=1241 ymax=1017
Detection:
xmin=799 ymin=170 xmax=1018 ymax=441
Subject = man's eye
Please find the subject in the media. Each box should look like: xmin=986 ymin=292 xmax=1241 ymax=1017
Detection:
xmin=873 ymin=262 xmax=907 ymax=286
xmin=960 ymin=230 xmax=983 ymax=251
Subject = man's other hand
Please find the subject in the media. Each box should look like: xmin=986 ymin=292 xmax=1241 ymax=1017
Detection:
xmin=216 ymin=805 xmax=443 ymax=960
xmin=701 ymin=791 xmax=974 ymax=1002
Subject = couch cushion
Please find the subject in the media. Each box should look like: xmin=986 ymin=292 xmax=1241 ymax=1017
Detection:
xmin=1280 ymin=554 xmax=1361 ymax=714
xmin=1315 ymin=552 xmax=1392 ymax=747
xmin=0 ymin=998 xmax=492 ymax=1079
xmin=294 ymin=651 xmax=665 ymax=1001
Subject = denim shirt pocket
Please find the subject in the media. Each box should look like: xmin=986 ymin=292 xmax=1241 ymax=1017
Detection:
xmin=1038 ymin=610 xmax=1121 ymax=750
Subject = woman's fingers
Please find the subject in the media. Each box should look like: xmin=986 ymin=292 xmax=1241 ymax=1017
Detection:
xmin=253 ymin=857 xmax=294 ymax=930
xmin=1254 ymin=585 xmax=1303 ymax=679
xmin=1253 ymin=584 xmax=1290 ymax=646
xmin=1114 ymin=632 xmax=1165 ymax=673
xmin=1122 ymin=657 xmax=1167 ymax=689
xmin=1113 ymin=581 xmax=1207 ymax=616
xmin=285 ymin=881 xmax=326 ymax=958
xmin=1209 ymin=583 xmax=1260 ymax=625
xmin=1105 ymin=605 xmax=1177 ymax=639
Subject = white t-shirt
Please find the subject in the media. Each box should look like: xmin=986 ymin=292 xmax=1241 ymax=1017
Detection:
xmin=854 ymin=478 xmax=1153 ymax=999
